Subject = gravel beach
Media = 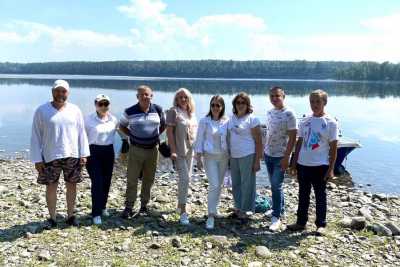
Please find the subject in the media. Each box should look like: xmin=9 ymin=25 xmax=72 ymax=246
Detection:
xmin=0 ymin=158 xmax=399 ymax=266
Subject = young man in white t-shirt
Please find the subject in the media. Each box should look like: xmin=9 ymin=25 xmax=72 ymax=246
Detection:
xmin=264 ymin=87 xmax=297 ymax=232
xmin=288 ymin=89 xmax=338 ymax=235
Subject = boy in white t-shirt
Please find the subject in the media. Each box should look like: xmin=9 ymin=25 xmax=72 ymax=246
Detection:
xmin=288 ymin=89 xmax=338 ymax=234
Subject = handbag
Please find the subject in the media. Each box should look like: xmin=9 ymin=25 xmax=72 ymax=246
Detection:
xmin=120 ymin=139 xmax=129 ymax=154
xmin=158 ymin=141 xmax=171 ymax=158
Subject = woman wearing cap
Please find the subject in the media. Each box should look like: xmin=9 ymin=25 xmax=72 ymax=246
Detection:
xmin=85 ymin=94 xmax=118 ymax=225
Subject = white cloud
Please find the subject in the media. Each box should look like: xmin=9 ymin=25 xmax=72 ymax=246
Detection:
xmin=11 ymin=21 xmax=135 ymax=49
xmin=116 ymin=0 xmax=279 ymax=59
xmin=117 ymin=0 xmax=167 ymax=21
xmin=115 ymin=0 xmax=400 ymax=61
xmin=1 ymin=1 xmax=400 ymax=62
xmin=0 ymin=30 xmax=40 ymax=44
xmin=361 ymin=12 xmax=400 ymax=32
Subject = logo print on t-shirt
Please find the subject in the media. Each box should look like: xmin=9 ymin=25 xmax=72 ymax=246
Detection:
xmin=306 ymin=130 xmax=320 ymax=150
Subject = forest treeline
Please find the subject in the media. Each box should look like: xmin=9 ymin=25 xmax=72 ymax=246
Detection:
xmin=0 ymin=60 xmax=399 ymax=81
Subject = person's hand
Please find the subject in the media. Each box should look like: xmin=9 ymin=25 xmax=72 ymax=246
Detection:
xmin=280 ymin=156 xmax=290 ymax=171
xmin=80 ymin=157 xmax=87 ymax=166
xmin=288 ymin=164 xmax=297 ymax=178
xmin=324 ymin=169 xmax=334 ymax=182
xmin=197 ymin=158 xmax=204 ymax=171
xmin=252 ymin=160 xmax=261 ymax=172
xmin=35 ymin=162 xmax=45 ymax=174
xmin=195 ymin=153 xmax=203 ymax=170
xmin=171 ymin=152 xmax=177 ymax=161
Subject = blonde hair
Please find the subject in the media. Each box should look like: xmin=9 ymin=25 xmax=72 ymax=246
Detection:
xmin=310 ymin=89 xmax=328 ymax=105
xmin=173 ymin=88 xmax=196 ymax=117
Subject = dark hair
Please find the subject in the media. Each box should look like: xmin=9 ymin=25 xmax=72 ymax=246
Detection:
xmin=206 ymin=95 xmax=225 ymax=119
xmin=232 ymin=92 xmax=253 ymax=115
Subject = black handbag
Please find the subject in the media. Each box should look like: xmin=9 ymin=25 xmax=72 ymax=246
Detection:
xmin=120 ymin=139 xmax=129 ymax=154
xmin=158 ymin=141 xmax=171 ymax=158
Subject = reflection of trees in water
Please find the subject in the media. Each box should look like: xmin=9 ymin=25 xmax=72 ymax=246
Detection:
xmin=1 ymin=77 xmax=399 ymax=97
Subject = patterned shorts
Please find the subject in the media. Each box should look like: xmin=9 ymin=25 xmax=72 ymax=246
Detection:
xmin=37 ymin=157 xmax=83 ymax=185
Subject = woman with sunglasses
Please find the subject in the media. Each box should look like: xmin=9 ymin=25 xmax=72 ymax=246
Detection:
xmin=166 ymin=88 xmax=198 ymax=225
xmin=194 ymin=95 xmax=229 ymax=229
xmin=85 ymin=94 xmax=118 ymax=225
xmin=228 ymin=92 xmax=263 ymax=220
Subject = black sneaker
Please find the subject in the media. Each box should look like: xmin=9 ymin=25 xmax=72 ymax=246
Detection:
xmin=45 ymin=218 xmax=57 ymax=229
xmin=139 ymin=206 xmax=148 ymax=216
xmin=66 ymin=216 xmax=79 ymax=227
xmin=287 ymin=223 xmax=306 ymax=232
xmin=121 ymin=207 xmax=133 ymax=219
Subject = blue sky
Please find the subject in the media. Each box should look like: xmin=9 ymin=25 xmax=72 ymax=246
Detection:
xmin=1 ymin=0 xmax=400 ymax=62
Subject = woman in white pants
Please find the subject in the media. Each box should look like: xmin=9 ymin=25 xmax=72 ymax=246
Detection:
xmin=166 ymin=88 xmax=198 ymax=225
xmin=195 ymin=95 xmax=229 ymax=230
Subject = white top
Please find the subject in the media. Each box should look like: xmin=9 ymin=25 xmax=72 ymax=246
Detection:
xmin=264 ymin=107 xmax=297 ymax=157
xmin=228 ymin=113 xmax=260 ymax=158
xmin=30 ymin=102 xmax=90 ymax=163
xmin=297 ymin=114 xmax=339 ymax=166
xmin=194 ymin=116 xmax=228 ymax=155
xmin=85 ymin=112 xmax=118 ymax=146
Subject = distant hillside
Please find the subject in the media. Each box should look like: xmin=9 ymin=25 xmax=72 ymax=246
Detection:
xmin=0 ymin=60 xmax=399 ymax=81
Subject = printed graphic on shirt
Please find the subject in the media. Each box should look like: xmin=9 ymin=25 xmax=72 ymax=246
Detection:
xmin=303 ymin=120 xmax=327 ymax=150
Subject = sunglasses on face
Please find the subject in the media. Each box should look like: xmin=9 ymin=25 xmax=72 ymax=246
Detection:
xmin=97 ymin=102 xmax=110 ymax=107
xmin=211 ymin=103 xmax=221 ymax=108
xmin=235 ymin=101 xmax=246 ymax=105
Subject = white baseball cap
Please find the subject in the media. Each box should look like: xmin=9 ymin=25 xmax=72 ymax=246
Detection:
xmin=95 ymin=94 xmax=110 ymax=103
xmin=52 ymin=79 xmax=70 ymax=91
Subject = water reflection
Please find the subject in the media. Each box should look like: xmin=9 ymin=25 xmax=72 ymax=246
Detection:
xmin=0 ymin=75 xmax=399 ymax=97
xmin=1 ymin=75 xmax=400 ymax=194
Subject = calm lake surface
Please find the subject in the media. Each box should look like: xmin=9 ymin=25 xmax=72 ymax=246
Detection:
xmin=1 ymin=74 xmax=399 ymax=194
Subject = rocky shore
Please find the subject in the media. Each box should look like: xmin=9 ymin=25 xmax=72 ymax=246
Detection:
xmin=0 ymin=158 xmax=400 ymax=266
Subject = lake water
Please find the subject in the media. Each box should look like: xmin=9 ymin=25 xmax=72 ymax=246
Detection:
xmin=1 ymin=74 xmax=399 ymax=194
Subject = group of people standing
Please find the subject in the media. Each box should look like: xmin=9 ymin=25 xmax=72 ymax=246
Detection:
xmin=30 ymin=79 xmax=338 ymax=234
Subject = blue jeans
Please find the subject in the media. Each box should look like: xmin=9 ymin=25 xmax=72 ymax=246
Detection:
xmin=230 ymin=154 xmax=256 ymax=212
xmin=264 ymin=154 xmax=285 ymax=218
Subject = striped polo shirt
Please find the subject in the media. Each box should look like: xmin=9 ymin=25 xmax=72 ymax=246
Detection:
xmin=120 ymin=103 xmax=166 ymax=148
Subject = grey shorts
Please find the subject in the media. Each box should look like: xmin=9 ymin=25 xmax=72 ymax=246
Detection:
xmin=37 ymin=157 xmax=82 ymax=185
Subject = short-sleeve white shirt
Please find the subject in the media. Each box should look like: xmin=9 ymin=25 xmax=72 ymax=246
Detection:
xmin=297 ymin=114 xmax=339 ymax=166
xmin=264 ymin=107 xmax=297 ymax=157
xmin=228 ymin=114 xmax=260 ymax=158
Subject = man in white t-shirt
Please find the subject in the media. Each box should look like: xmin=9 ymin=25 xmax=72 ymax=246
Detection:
xmin=263 ymin=86 xmax=297 ymax=232
xmin=288 ymin=89 xmax=338 ymax=235
xmin=31 ymin=80 xmax=90 ymax=228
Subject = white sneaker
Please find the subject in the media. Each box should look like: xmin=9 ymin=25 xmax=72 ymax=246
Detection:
xmin=269 ymin=216 xmax=281 ymax=232
xmin=102 ymin=209 xmax=110 ymax=217
xmin=92 ymin=216 xmax=102 ymax=225
xmin=264 ymin=209 xmax=273 ymax=218
xmin=179 ymin=213 xmax=190 ymax=225
xmin=214 ymin=212 xmax=224 ymax=219
xmin=206 ymin=217 xmax=215 ymax=230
